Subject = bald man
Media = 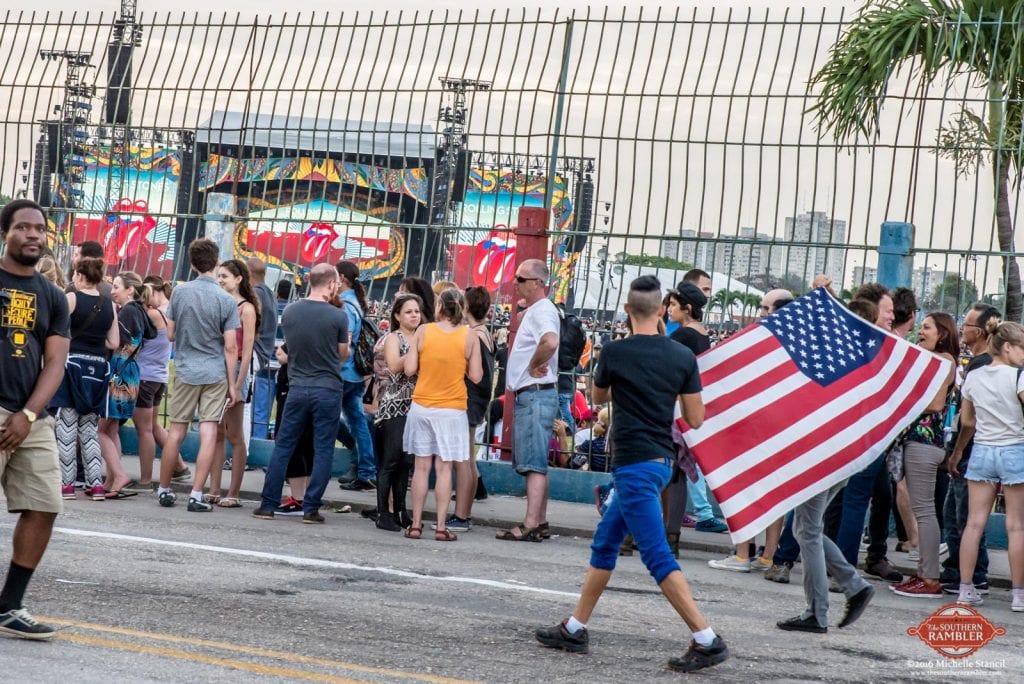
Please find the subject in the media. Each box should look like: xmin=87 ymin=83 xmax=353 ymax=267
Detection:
xmin=247 ymin=258 xmax=279 ymax=439
xmin=760 ymin=289 xmax=795 ymax=315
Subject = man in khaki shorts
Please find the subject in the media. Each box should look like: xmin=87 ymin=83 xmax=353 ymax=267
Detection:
xmin=156 ymin=238 xmax=239 ymax=512
xmin=0 ymin=200 xmax=71 ymax=640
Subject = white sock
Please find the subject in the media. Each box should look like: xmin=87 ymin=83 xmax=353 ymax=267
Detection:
xmin=565 ymin=616 xmax=586 ymax=633
xmin=157 ymin=487 xmax=172 ymax=496
xmin=692 ymin=627 xmax=716 ymax=647
xmin=959 ymin=582 xmax=974 ymax=593
xmin=190 ymin=490 xmax=203 ymax=502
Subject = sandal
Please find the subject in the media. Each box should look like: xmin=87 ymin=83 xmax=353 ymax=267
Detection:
xmin=435 ymin=529 xmax=458 ymax=542
xmin=404 ymin=525 xmax=423 ymax=540
xmin=538 ymin=522 xmax=551 ymax=539
xmin=217 ymin=497 xmax=242 ymax=508
xmin=203 ymin=494 xmax=221 ymax=504
xmin=495 ymin=525 xmax=543 ymax=542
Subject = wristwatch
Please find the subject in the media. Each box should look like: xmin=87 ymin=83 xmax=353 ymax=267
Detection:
xmin=21 ymin=408 xmax=37 ymax=423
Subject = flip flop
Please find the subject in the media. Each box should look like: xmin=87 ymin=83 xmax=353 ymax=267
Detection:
xmin=105 ymin=490 xmax=139 ymax=500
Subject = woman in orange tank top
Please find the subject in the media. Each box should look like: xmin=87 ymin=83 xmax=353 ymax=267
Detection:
xmin=402 ymin=288 xmax=483 ymax=541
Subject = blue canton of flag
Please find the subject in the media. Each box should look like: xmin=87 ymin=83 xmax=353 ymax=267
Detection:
xmin=758 ymin=288 xmax=888 ymax=386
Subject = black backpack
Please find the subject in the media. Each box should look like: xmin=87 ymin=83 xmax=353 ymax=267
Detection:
xmin=558 ymin=306 xmax=586 ymax=372
xmin=344 ymin=301 xmax=381 ymax=377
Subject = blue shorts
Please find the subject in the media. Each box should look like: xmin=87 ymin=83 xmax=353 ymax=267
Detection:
xmin=966 ymin=443 xmax=1024 ymax=486
xmin=512 ymin=388 xmax=559 ymax=475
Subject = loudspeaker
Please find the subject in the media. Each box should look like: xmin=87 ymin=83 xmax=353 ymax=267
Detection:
xmin=568 ymin=176 xmax=594 ymax=253
xmin=105 ymin=43 xmax=132 ymax=125
xmin=450 ymin=148 xmax=470 ymax=203
xmin=173 ymin=146 xmax=203 ymax=282
xmin=32 ymin=136 xmax=52 ymax=207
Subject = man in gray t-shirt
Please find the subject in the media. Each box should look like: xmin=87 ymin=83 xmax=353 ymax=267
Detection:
xmin=157 ymin=239 xmax=240 ymax=512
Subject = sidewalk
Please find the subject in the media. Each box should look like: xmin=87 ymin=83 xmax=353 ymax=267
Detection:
xmin=122 ymin=454 xmax=1013 ymax=589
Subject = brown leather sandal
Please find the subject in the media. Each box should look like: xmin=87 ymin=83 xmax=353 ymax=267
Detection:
xmin=495 ymin=525 xmax=543 ymax=542
xmin=404 ymin=525 xmax=423 ymax=539
xmin=435 ymin=528 xmax=458 ymax=542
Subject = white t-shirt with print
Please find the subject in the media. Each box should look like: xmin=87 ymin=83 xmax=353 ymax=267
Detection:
xmin=961 ymin=364 xmax=1024 ymax=445
xmin=506 ymin=298 xmax=560 ymax=391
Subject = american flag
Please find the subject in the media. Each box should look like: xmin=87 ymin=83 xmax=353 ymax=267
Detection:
xmin=683 ymin=288 xmax=952 ymax=544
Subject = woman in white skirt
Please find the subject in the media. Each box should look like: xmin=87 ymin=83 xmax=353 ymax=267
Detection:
xmin=403 ymin=288 xmax=483 ymax=541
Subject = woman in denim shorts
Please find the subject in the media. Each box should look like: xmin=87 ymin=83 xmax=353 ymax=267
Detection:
xmin=950 ymin=320 xmax=1024 ymax=610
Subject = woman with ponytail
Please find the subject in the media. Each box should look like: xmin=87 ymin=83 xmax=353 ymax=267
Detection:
xmin=401 ymin=288 xmax=483 ymax=542
xmin=336 ymin=260 xmax=376 ymax=491
xmin=98 ymin=270 xmax=149 ymax=497
xmin=207 ymin=259 xmax=260 ymax=507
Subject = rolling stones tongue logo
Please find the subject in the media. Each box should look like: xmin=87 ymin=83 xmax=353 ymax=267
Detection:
xmin=302 ymin=223 xmax=336 ymax=262
xmin=103 ymin=198 xmax=155 ymax=264
xmin=472 ymin=231 xmax=517 ymax=289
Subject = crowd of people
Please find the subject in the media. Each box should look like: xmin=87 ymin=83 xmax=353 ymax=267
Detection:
xmin=0 ymin=197 xmax=1021 ymax=674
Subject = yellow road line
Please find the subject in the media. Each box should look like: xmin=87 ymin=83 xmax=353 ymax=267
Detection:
xmin=56 ymin=632 xmax=361 ymax=683
xmin=44 ymin=617 xmax=475 ymax=684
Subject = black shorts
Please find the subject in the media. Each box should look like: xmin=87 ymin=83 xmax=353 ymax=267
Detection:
xmin=136 ymin=380 xmax=166 ymax=410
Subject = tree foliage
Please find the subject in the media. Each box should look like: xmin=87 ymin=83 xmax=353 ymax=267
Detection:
xmin=808 ymin=0 xmax=1024 ymax=321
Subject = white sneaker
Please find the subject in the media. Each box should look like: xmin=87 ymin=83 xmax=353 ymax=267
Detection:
xmin=907 ymin=547 xmax=920 ymax=561
xmin=1013 ymin=591 xmax=1024 ymax=613
xmin=938 ymin=542 xmax=949 ymax=559
xmin=708 ymin=555 xmax=751 ymax=573
xmin=956 ymin=586 xmax=984 ymax=607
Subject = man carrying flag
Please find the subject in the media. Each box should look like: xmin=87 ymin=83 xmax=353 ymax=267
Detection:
xmin=683 ymin=287 xmax=952 ymax=632
xmin=534 ymin=275 xmax=729 ymax=673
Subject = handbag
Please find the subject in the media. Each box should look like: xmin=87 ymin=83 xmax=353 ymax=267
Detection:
xmin=886 ymin=439 xmax=905 ymax=482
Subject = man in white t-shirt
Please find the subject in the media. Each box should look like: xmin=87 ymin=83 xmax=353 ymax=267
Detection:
xmin=496 ymin=258 xmax=560 ymax=542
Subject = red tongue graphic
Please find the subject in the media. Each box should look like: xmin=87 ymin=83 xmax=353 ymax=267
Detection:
xmin=472 ymin=231 xmax=516 ymax=289
xmin=301 ymin=223 xmax=335 ymax=264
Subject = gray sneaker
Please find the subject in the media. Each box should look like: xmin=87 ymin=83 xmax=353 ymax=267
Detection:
xmin=764 ymin=563 xmax=791 ymax=584
xmin=431 ymin=516 xmax=471 ymax=532
xmin=708 ymin=555 xmax=751 ymax=573
xmin=158 ymin=491 xmax=176 ymax=508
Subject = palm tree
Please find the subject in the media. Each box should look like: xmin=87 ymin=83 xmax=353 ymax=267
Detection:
xmin=708 ymin=289 xmax=731 ymax=322
xmin=741 ymin=292 xmax=763 ymax=319
xmin=809 ymin=0 xmax=1024 ymax=321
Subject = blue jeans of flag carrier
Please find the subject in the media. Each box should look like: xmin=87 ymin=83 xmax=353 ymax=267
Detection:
xmin=686 ymin=466 xmax=716 ymax=522
xmin=590 ymin=459 xmax=679 ymax=584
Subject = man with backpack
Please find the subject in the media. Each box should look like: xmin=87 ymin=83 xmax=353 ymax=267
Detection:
xmin=335 ymin=261 xmax=377 ymax=492
xmin=556 ymin=303 xmax=586 ymax=436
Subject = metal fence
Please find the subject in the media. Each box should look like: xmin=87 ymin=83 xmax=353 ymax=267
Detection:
xmin=2 ymin=7 xmax=1023 ymax=321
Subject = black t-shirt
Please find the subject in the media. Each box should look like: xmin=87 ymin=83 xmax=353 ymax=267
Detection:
xmin=281 ymin=299 xmax=348 ymax=392
xmin=593 ymin=334 xmax=701 ymax=467
xmin=670 ymin=326 xmax=711 ymax=356
xmin=1 ymin=267 xmax=71 ymax=411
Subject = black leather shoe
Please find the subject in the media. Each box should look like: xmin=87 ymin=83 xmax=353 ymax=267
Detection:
xmin=777 ymin=615 xmax=827 ymax=633
xmin=838 ymin=585 xmax=874 ymax=628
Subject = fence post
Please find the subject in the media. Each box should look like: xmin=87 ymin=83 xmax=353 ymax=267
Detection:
xmin=499 ymin=207 xmax=551 ymax=460
xmin=877 ymin=222 xmax=914 ymax=291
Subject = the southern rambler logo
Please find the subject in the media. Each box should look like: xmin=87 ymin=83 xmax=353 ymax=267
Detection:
xmin=906 ymin=604 xmax=1006 ymax=659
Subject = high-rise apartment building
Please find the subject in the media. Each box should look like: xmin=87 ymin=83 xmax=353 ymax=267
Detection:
xmin=772 ymin=211 xmax=847 ymax=287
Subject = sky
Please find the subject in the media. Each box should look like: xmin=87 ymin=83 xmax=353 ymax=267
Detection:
xmin=1 ymin=2 xmax=1018 ymax=298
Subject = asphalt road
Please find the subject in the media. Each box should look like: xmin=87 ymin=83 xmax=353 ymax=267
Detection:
xmin=1 ymin=496 xmax=1021 ymax=682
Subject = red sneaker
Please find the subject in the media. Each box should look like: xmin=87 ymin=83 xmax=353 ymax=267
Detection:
xmin=681 ymin=514 xmax=697 ymax=528
xmin=890 ymin=576 xmax=943 ymax=598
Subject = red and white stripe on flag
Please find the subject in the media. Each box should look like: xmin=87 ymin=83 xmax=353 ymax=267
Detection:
xmin=681 ymin=288 xmax=953 ymax=544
